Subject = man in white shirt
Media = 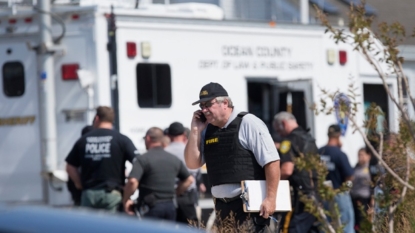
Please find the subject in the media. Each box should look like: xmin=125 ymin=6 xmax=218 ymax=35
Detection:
xmin=184 ymin=82 xmax=281 ymax=232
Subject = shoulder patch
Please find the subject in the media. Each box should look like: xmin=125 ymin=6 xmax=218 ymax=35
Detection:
xmin=279 ymin=140 xmax=291 ymax=154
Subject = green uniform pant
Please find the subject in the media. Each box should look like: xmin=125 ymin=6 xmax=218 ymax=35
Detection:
xmin=81 ymin=189 xmax=122 ymax=213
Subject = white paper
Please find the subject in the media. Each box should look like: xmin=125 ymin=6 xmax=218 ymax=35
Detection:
xmin=242 ymin=180 xmax=292 ymax=212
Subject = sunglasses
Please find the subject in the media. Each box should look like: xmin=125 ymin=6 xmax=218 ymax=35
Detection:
xmin=199 ymin=100 xmax=217 ymax=110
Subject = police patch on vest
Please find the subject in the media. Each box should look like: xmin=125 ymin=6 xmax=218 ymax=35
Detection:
xmin=205 ymin=137 xmax=218 ymax=145
xmin=279 ymin=140 xmax=291 ymax=154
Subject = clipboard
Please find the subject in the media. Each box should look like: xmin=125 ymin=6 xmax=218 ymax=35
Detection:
xmin=240 ymin=180 xmax=292 ymax=212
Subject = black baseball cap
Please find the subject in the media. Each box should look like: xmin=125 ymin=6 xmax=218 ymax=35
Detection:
xmin=192 ymin=82 xmax=228 ymax=105
xmin=328 ymin=124 xmax=341 ymax=136
xmin=163 ymin=128 xmax=169 ymax=135
xmin=168 ymin=122 xmax=185 ymax=136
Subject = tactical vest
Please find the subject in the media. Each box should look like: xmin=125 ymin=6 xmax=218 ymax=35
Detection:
xmin=204 ymin=112 xmax=265 ymax=186
xmin=289 ymin=128 xmax=319 ymax=194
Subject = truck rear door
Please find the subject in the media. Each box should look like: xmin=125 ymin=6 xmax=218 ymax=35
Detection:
xmin=0 ymin=41 xmax=44 ymax=203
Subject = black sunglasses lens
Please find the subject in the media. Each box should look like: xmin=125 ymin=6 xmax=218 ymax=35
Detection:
xmin=199 ymin=101 xmax=214 ymax=109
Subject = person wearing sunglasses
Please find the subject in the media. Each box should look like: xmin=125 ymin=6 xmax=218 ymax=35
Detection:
xmin=184 ymin=82 xmax=281 ymax=232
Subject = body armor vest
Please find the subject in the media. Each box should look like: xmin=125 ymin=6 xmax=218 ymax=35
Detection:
xmin=204 ymin=112 xmax=265 ymax=186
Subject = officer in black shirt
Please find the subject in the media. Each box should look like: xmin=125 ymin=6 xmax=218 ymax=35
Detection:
xmin=273 ymin=111 xmax=319 ymax=233
xmin=66 ymin=125 xmax=94 ymax=206
xmin=123 ymin=127 xmax=194 ymax=221
xmin=65 ymin=106 xmax=138 ymax=213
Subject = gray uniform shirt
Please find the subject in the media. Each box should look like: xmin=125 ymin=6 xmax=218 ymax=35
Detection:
xmin=165 ymin=142 xmax=199 ymax=191
xmin=201 ymin=109 xmax=280 ymax=198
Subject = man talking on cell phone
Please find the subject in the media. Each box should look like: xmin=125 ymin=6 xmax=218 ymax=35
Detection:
xmin=184 ymin=82 xmax=281 ymax=232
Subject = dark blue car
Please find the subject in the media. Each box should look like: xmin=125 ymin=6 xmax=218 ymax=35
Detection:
xmin=0 ymin=205 xmax=202 ymax=233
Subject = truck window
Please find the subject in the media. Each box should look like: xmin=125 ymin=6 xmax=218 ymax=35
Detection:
xmin=2 ymin=61 xmax=25 ymax=97
xmin=136 ymin=63 xmax=172 ymax=108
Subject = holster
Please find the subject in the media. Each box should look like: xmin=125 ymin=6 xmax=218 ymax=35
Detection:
xmin=138 ymin=193 xmax=157 ymax=208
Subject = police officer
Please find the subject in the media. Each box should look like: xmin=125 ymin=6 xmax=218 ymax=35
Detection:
xmin=65 ymin=106 xmax=139 ymax=213
xmin=165 ymin=122 xmax=200 ymax=224
xmin=66 ymin=125 xmax=94 ymax=206
xmin=273 ymin=111 xmax=319 ymax=233
xmin=184 ymin=82 xmax=280 ymax=232
xmin=123 ymin=127 xmax=194 ymax=221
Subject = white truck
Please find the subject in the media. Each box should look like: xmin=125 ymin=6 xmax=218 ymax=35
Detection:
xmin=0 ymin=0 xmax=397 ymax=206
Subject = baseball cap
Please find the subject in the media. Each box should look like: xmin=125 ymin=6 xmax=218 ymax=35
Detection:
xmin=163 ymin=128 xmax=169 ymax=135
xmin=328 ymin=124 xmax=341 ymax=136
xmin=192 ymin=82 xmax=228 ymax=105
xmin=168 ymin=122 xmax=185 ymax=136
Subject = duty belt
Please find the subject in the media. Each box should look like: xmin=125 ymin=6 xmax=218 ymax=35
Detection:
xmin=215 ymin=195 xmax=241 ymax=203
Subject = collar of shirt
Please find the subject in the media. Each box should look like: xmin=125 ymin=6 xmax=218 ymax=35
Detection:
xmin=201 ymin=109 xmax=241 ymax=137
xmin=222 ymin=108 xmax=240 ymax=129
xmin=149 ymin=146 xmax=164 ymax=151
xmin=167 ymin=141 xmax=185 ymax=147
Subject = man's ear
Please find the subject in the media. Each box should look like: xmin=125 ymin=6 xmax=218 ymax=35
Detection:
xmin=222 ymin=98 xmax=228 ymax=107
xmin=143 ymin=135 xmax=150 ymax=144
xmin=93 ymin=115 xmax=99 ymax=126
xmin=279 ymin=121 xmax=285 ymax=131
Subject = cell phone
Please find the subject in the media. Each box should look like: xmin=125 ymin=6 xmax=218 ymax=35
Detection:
xmin=200 ymin=113 xmax=207 ymax=123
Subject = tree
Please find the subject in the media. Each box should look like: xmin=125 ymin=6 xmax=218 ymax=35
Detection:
xmin=312 ymin=1 xmax=415 ymax=232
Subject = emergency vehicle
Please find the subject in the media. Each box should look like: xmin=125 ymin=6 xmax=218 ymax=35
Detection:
xmin=0 ymin=0 xmax=398 ymax=206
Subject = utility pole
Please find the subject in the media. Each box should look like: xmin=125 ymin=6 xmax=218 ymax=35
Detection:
xmin=37 ymin=0 xmax=58 ymax=184
xmin=107 ymin=6 xmax=120 ymax=131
